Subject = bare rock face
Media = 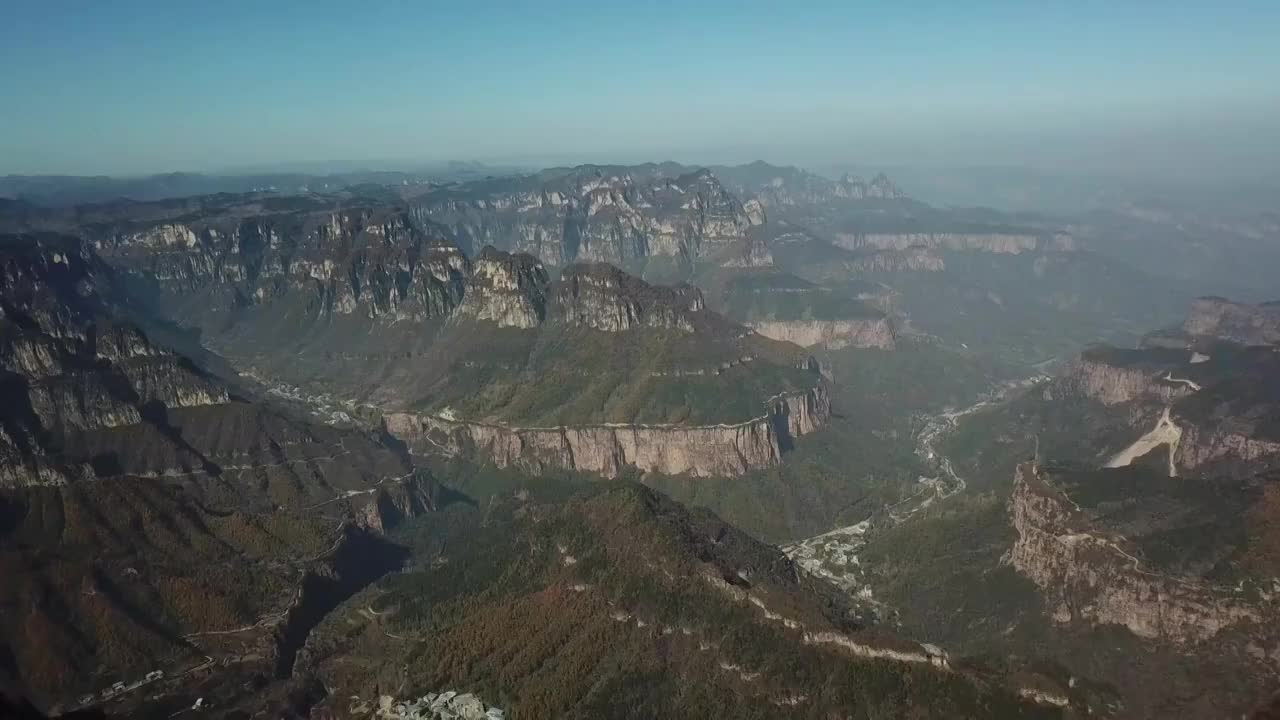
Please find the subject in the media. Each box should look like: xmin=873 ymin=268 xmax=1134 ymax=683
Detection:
xmin=1176 ymin=423 xmax=1280 ymax=470
xmin=845 ymin=172 xmax=905 ymax=200
xmin=742 ymin=198 xmax=767 ymax=226
xmin=94 ymin=207 xmax=470 ymax=324
xmin=1007 ymin=464 xmax=1261 ymax=643
xmin=384 ymin=385 xmax=830 ymax=478
xmin=1184 ymin=297 xmax=1280 ymax=346
xmin=0 ymin=236 xmax=229 ymax=427
xmin=835 ymin=232 xmax=1042 ymax=255
xmin=750 ymin=318 xmax=895 ymax=350
xmin=358 ymin=472 xmax=439 ymax=533
xmin=1057 ymin=358 xmax=1191 ymax=406
xmin=0 ymin=234 xmax=229 ymax=486
xmin=411 ymin=166 xmax=759 ymax=266
xmin=554 ymin=263 xmax=704 ymax=333
xmin=847 ymin=246 xmax=945 ymax=272
xmin=452 ymin=246 xmax=549 ymax=328
xmin=720 ymin=235 xmax=775 ymax=268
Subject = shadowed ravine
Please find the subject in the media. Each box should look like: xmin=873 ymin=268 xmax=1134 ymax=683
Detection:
xmin=273 ymin=528 xmax=409 ymax=679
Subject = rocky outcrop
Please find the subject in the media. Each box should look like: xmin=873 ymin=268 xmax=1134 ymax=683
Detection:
xmin=94 ymin=207 xmax=470 ymax=324
xmin=749 ymin=318 xmax=895 ymax=350
xmin=847 ymin=246 xmax=945 ymax=272
xmin=452 ymin=246 xmax=549 ymax=328
xmin=847 ymin=172 xmax=905 ymax=200
xmin=802 ymin=631 xmax=948 ymax=668
xmin=1 ymin=237 xmax=227 ymax=428
xmin=1057 ymin=358 xmax=1191 ymax=406
xmin=1183 ymin=297 xmax=1280 ymax=346
xmin=383 ymin=385 xmax=830 ymax=478
xmin=410 ymin=166 xmax=761 ymax=266
xmin=1176 ymin=424 xmax=1280 ymax=470
xmin=0 ymin=234 xmax=232 ymax=486
xmin=1007 ymin=463 xmax=1260 ymax=642
xmin=359 ymin=472 xmax=440 ymax=533
xmin=742 ymin=198 xmax=767 ymax=226
xmin=554 ymin=263 xmax=704 ymax=333
xmin=720 ymin=235 xmax=774 ymax=268
xmin=834 ymin=232 xmax=1041 ymax=255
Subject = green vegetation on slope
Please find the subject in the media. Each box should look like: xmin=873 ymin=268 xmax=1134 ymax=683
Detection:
xmin=648 ymin=340 xmax=1017 ymax=543
xmin=301 ymin=482 xmax=1058 ymax=720
xmin=408 ymin=322 xmax=816 ymax=426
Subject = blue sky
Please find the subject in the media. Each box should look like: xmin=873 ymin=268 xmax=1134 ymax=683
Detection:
xmin=2 ymin=1 xmax=1277 ymax=176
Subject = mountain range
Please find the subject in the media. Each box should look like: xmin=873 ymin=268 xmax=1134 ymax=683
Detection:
xmin=2 ymin=159 xmax=1278 ymax=718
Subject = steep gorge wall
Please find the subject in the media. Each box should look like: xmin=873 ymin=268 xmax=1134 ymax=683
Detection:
xmin=1056 ymin=359 xmax=1191 ymax=406
xmin=1007 ymin=464 xmax=1259 ymax=643
xmin=452 ymin=247 xmax=549 ymax=328
xmin=749 ymin=318 xmax=895 ymax=350
xmin=1176 ymin=424 xmax=1280 ymax=470
xmin=411 ymin=168 xmax=762 ymax=266
xmin=1184 ymin=297 xmax=1280 ymax=346
xmin=95 ymin=209 xmax=471 ymax=325
xmin=555 ymin=262 xmax=705 ymax=332
xmin=384 ymin=385 xmax=830 ymax=478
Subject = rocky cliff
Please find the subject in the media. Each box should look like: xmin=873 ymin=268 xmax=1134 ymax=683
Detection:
xmin=0 ymin=235 xmax=232 ymax=488
xmin=554 ymin=262 xmax=705 ymax=332
xmin=409 ymin=165 xmax=762 ymax=266
xmin=749 ymin=317 xmax=896 ymax=350
xmin=1183 ymin=297 xmax=1280 ymax=346
xmin=718 ymin=234 xmax=775 ymax=268
xmin=384 ymin=385 xmax=830 ymax=478
xmin=1056 ymin=357 xmax=1192 ymax=406
xmin=0 ymin=232 xmax=451 ymax=710
xmin=452 ymin=246 xmax=549 ymax=328
xmin=1175 ymin=420 xmax=1280 ymax=470
xmin=834 ymin=231 xmax=1042 ymax=255
xmin=357 ymin=472 xmax=440 ymax=533
xmin=94 ymin=206 xmax=470 ymax=325
xmin=1007 ymin=463 xmax=1261 ymax=643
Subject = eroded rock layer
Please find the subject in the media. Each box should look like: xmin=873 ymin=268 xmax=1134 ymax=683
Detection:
xmin=410 ymin=165 xmax=762 ymax=266
xmin=1183 ymin=297 xmax=1280 ymax=346
xmin=1008 ymin=463 xmax=1262 ymax=643
xmin=749 ymin=318 xmax=895 ymax=350
xmin=385 ymin=385 xmax=830 ymax=478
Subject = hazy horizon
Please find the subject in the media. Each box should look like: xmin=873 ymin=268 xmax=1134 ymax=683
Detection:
xmin=3 ymin=1 xmax=1278 ymax=178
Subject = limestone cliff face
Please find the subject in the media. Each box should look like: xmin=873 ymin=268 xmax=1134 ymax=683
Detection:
xmin=383 ymin=385 xmax=830 ymax=478
xmin=1056 ymin=359 xmax=1191 ymax=406
xmin=1176 ymin=424 xmax=1280 ymax=470
xmin=452 ymin=246 xmax=549 ymax=328
xmin=554 ymin=263 xmax=705 ymax=333
xmin=95 ymin=208 xmax=470 ymax=324
xmin=847 ymin=246 xmax=945 ymax=272
xmin=720 ymin=235 xmax=775 ymax=268
xmin=1184 ymin=297 xmax=1280 ymax=346
xmin=0 ymin=237 xmax=228 ymax=431
xmin=834 ymin=232 xmax=1043 ymax=255
xmin=0 ymin=235 xmax=229 ymax=486
xmin=1008 ymin=464 xmax=1260 ymax=643
xmin=742 ymin=198 xmax=767 ymax=226
xmin=411 ymin=166 xmax=761 ymax=266
xmin=749 ymin=318 xmax=895 ymax=350
xmin=358 ymin=472 xmax=439 ymax=533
